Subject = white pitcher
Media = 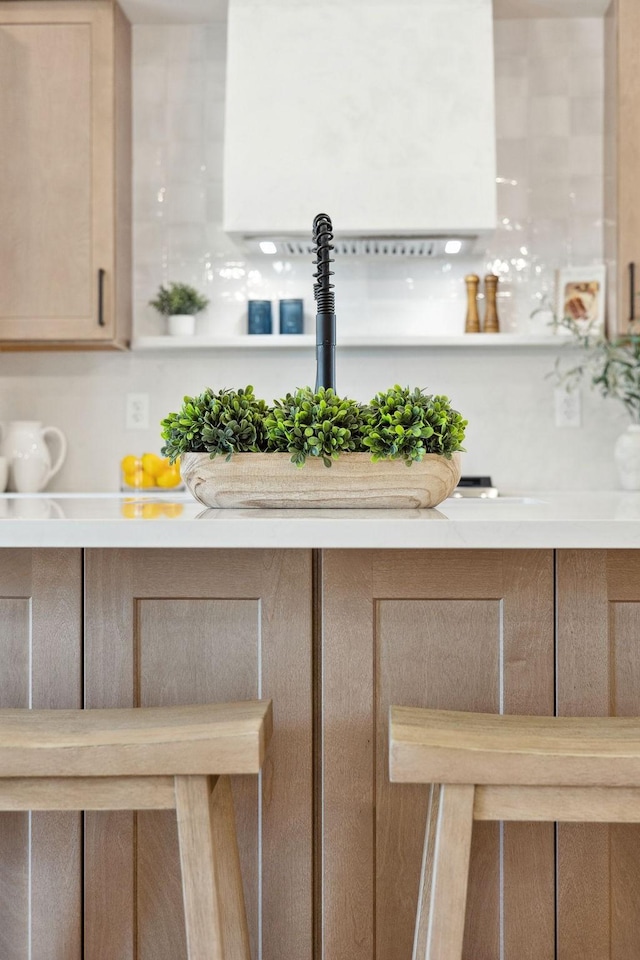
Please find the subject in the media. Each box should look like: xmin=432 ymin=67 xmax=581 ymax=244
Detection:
xmin=2 ymin=421 xmax=67 ymax=493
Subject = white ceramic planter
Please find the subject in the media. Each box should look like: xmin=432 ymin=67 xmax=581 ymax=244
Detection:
xmin=168 ymin=314 xmax=196 ymax=336
xmin=181 ymin=451 xmax=462 ymax=509
xmin=614 ymin=424 xmax=640 ymax=490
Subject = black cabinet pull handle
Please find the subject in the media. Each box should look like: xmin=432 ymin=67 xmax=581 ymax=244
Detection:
xmin=98 ymin=268 xmax=106 ymax=327
xmin=630 ymin=262 xmax=636 ymax=324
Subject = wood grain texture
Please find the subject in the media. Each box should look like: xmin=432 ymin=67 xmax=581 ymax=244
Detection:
xmin=84 ymin=548 xmax=313 ymax=960
xmin=476 ymin=786 xmax=640 ymax=822
xmin=604 ymin=0 xmax=618 ymax=334
xmin=114 ymin=0 xmax=132 ymax=347
xmin=390 ymin=706 xmax=640 ymax=785
xmin=0 ymin=550 xmax=82 ymax=960
xmin=556 ymin=550 xmax=640 ymax=960
xmin=320 ymin=550 xmax=554 ymax=960
xmin=413 ymin=784 xmax=475 ymax=960
xmin=0 ymin=777 xmax=176 ymax=810
xmin=0 ymin=701 xmax=271 ymax=776
xmin=175 ymin=775 xmax=251 ymax=960
xmin=611 ymin=0 xmax=640 ymax=335
xmin=181 ymin=451 xmax=462 ymax=509
xmin=0 ymin=1 xmax=130 ymax=347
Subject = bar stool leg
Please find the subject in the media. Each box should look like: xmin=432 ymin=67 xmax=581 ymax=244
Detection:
xmin=413 ymin=783 xmax=475 ymax=960
xmin=175 ymin=774 xmax=251 ymax=960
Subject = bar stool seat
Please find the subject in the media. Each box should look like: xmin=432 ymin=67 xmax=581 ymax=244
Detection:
xmin=389 ymin=706 xmax=640 ymax=960
xmin=0 ymin=700 xmax=272 ymax=960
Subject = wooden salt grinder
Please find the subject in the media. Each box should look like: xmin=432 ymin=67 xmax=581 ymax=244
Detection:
xmin=484 ymin=274 xmax=500 ymax=333
xmin=464 ymin=275 xmax=480 ymax=333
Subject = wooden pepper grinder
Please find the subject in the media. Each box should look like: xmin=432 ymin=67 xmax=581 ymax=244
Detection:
xmin=464 ymin=274 xmax=481 ymax=333
xmin=484 ymin=274 xmax=500 ymax=333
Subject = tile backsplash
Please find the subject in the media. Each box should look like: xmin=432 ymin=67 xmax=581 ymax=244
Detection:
xmin=134 ymin=17 xmax=605 ymax=339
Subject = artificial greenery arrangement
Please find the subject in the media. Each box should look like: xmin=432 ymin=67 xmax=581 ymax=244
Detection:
xmin=265 ymin=387 xmax=364 ymax=467
xmin=149 ymin=282 xmax=209 ymax=317
xmin=363 ymin=386 xmax=468 ymax=464
xmin=552 ymin=317 xmax=640 ymax=422
xmin=161 ymin=386 xmax=269 ymax=462
xmin=161 ymin=385 xmax=466 ymax=468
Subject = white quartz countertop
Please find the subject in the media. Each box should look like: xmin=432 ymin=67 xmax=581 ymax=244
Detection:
xmin=0 ymin=491 xmax=639 ymax=549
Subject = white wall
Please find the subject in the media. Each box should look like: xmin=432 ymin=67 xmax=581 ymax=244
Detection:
xmin=0 ymin=16 xmax=622 ymax=494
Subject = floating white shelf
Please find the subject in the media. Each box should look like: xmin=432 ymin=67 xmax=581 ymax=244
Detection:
xmin=131 ymin=333 xmax=565 ymax=351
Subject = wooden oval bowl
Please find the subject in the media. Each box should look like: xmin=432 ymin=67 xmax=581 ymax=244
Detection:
xmin=181 ymin=451 xmax=461 ymax=509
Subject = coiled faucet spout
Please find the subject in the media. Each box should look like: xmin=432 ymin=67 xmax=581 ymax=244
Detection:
xmin=313 ymin=213 xmax=336 ymax=391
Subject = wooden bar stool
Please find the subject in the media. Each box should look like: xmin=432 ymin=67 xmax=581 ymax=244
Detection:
xmin=0 ymin=699 xmax=272 ymax=960
xmin=389 ymin=705 xmax=640 ymax=960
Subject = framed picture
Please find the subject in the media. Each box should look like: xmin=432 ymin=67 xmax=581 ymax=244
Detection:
xmin=556 ymin=265 xmax=606 ymax=336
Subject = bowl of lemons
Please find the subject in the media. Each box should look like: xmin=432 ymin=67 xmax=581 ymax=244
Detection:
xmin=120 ymin=453 xmax=183 ymax=492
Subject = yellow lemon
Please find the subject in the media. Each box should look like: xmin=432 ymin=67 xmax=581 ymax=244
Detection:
xmin=140 ymin=472 xmax=156 ymax=488
xmin=141 ymin=453 xmax=164 ymax=479
xmin=156 ymin=468 xmax=181 ymax=488
xmin=121 ymin=455 xmax=140 ymax=474
xmin=124 ymin=469 xmax=144 ymax=488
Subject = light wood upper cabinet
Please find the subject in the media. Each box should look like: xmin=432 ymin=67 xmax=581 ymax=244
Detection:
xmin=604 ymin=0 xmax=640 ymax=336
xmin=319 ymin=549 xmax=555 ymax=960
xmin=0 ymin=1 xmax=131 ymax=348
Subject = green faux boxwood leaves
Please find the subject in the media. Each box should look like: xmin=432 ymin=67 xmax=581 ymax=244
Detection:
xmin=363 ymin=386 xmax=467 ymax=464
xmin=265 ymin=387 xmax=364 ymax=468
xmin=161 ymin=386 xmax=269 ymax=462
xmin=161 ymin=384 xmax=466 ymax=467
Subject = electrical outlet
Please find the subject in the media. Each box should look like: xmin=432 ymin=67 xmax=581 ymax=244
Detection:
xmin=125 ymin=393 xmax=150 ymax=430
xmin=554 ymin=386 xmax=581 ymax=429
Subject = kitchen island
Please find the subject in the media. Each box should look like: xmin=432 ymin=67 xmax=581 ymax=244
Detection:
xmin=0 ymin=491 xmax=638 ymax=960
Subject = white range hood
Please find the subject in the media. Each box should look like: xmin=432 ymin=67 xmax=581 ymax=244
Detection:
xmin=223 ymin=0 xmax=497 ymax=254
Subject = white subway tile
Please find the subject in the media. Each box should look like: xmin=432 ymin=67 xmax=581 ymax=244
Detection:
xmin=570 ymin=97 xmax=604 ymax=138
xmin=529 ymin=96 xmax=571 ymax=138
xmin=493 ymin=19 xmax=528 ymax=56
xmin=529 ymin=57 xmax=570 ymax=97
xmin=167 ymin=101 xmax=205 ymax=141
xmin=568 ymin=135 xmax=603 ymax=177
xmin=167 ymin=60 xmax=206 ymax=102
xmin=527 ymin=19 xmax=570 ymax=56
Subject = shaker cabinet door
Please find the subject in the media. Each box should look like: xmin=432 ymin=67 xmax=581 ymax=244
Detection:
xmin=0 ymin=549 xmax=82 ymax=960
xmin=0 ymin=1 xmax=130 ymax=346
xmin=319 ymin=549 xmax=555 ymax=960
xmin=557 ymin=550 xmax=640 ymax=960
xmin=84 ymin=548 xmax=313 ymax=960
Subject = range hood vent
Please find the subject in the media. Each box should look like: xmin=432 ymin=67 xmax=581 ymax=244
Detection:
xmin=245 ymin=237 xmax=476 ymax=258
xmin=224 ymin=0 xmax=497 ymax=251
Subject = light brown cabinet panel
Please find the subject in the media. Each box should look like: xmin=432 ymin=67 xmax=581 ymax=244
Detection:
xmin=84 ymin=548 xmax=313 ymax=960
xmin=604 ymin=0 xmax=640 ymax=335
xmin=0 ymin=550 xmax=82 ymax=960
xmin=557 ymin=550 xmax=640 ymax=960
xmin=0 ymin=1 xmax=131 ymax=348
xmin=319 ymin=549 xmax=555 ymax=960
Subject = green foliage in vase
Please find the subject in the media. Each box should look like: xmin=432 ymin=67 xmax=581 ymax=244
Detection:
xmin=149 ymin=282 xmax=209 ymax=317
xmin=265 ymin=387 xmax=365 ymax=467
xmin=552 ymin=317 xmax=640 ymax=423
xmin=160 ymin=386 xmax=269 ymax=463
xmin=361 ymin=385 xmax=467 ymax=465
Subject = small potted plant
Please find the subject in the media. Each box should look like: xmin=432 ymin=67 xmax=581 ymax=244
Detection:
xmin=149 ymin=282 xmax=209 ymax=337
xmin=160 ymin=384 xmax=466 ymax=509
